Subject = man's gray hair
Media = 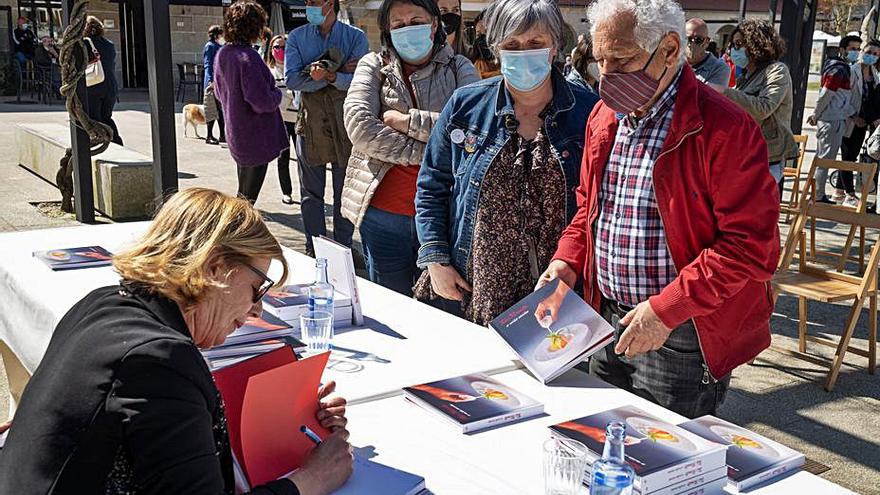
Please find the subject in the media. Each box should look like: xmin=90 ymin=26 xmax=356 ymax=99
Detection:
xmin=485 ymin=0 xmax=566 ymax=58
xmin=587 ymin=0 xmax=686 ymax=64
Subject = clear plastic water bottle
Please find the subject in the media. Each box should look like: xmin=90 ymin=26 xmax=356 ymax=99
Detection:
xmin=308 ymin=258 xmax=334 ymax=321
xmin=590 ymin=421 xmax=635 ymax=495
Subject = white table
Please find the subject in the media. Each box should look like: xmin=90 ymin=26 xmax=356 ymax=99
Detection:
xmin=0 ymin=223 xmax=853 ymax=494
xmin=0 ymin=222 xmax=518 ymax=407
xmin=345 ymin=369 xmax=855 ymax=495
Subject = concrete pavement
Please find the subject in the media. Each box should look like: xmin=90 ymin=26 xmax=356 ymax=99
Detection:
xmin=0 ymin=91 xmax=877 ymax=494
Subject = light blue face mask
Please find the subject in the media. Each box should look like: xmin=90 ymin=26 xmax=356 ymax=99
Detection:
xmin=500 ymin=48 xmax=552 ymax=92
xmin=863 ymin=53 xmax=878 ymax=65
xmin=729 ymin=47 xmax=749 ymax=69
xmin=390 ymin=24 xmax=434 ymax=64
xmin=847 ymin=50 xmax=860 ymax=63
xmin=306 ymin=5 xmax=326 ymax=26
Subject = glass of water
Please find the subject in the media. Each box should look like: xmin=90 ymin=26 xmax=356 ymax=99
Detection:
xmin=300 ymin=311 xmax=333 ymax=353
xmin=543 ymin=437 xmax=589 ymax=495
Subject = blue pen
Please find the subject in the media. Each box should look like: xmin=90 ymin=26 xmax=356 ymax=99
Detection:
xmin=300 ymin=425 xmax=323 ymax=445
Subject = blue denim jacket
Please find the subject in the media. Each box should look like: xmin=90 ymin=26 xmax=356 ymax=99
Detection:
xmin=415 ymin=69 xmax=599 ymax=279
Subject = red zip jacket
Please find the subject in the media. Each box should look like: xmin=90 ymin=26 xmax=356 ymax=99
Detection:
xmin=553 ymin=64 xmax=780 ymax=379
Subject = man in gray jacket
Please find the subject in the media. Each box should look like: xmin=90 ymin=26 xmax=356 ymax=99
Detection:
xmin=809 ymin=35 xmax=861 ymax=203
xmin=686 ymin=18 xmax=730 ymax=86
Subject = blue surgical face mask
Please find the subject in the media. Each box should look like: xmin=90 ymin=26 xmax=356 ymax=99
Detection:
xmin=847 ymin=49 xmax=860 ymax=63
xmin=863 ymin=53 xmax=879 ymax=66
xmin=500 ymin=48 xmax=552 ymax=92
xmin=306 ymin=5 xmax=326 ymax=26
xmin=390 ymin=24 xmax=434 ymax=64
xmin=730 ymin=47 xmax=749 ymax=69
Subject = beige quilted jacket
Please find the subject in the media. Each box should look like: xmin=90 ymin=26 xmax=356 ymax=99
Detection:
xmin=341 ymin=45 xmax=478 ymax=226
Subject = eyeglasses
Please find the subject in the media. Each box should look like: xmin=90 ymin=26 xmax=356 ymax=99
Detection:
xmin=687 ymin=35 xmax=706 ymax=45
xmin=272 ymin=45 xmax=284 ymax=49
xmin=244 ymin=264 xmax=275 ymax=304
xmin=731 ymin=40 xmax=745 ymax=50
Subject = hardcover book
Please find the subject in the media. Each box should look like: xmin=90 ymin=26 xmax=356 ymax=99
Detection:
xmin=33 ymin=246 xmax=113 ymax=270
xmin=679 ymin=416 xmax=805 ymax=492
xmin=220 ymin=311 xmax=296 ymax=347
xmin=262 ymin=283 xmax=352 ymax=325
xmin=488 ymin=278 xmax=614 ymax=383
xmin=403 ymin=373 xmax=543 ymax=433
xmin=550 ymin=405 xmax=727 ymax=494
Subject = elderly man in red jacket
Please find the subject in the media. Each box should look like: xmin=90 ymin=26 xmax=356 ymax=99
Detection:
xmin=537 ymin=0 xmax=780 ymax=418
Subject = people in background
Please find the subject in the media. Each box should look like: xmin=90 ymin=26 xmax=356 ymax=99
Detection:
xmin=285 ymin=0 xmax=369 ymax=255
xmin=0 ymin=188 xmax=353 ymax=494
xmin=469 ymin=10 xmax=500 ymax=79
xmin=414 ymin=0 xmax=599 ymax=324
xmin=214 ymin=0 xmax=289 ymax=204
xmin=566 ymin=34 xmax=598 ymax=93
xmin=342 ymin=0 xmax=478 ymax=296
xmin=83 ymin=16 xmax=122 ymax=146
xmin=265 ymin=33 xmax=299 ymax=205
xmin=538 ymin=0 xmax=779 ymax=419
xmin=809 ymin=35 xmax=861 ymax=203
xmin=437 ymin=0 xmax=467 ymax=55
xmin=715 ymin=20 xmax=797 ymax=186
xmin=203 ymin=24 xmax=227 ymax=145
xmin=837 ymin=40 xmax=880 ymax=206
xmin=12 ymin=17 xmax=37 ymax=69
xmin=685 ymin=18 xmax=730 ymax=86
xmin=34 ymin=36 xmax=59 ymax=66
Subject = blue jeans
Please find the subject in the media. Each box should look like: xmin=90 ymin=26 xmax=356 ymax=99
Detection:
xmin=14 ymin=52 xmax=28 ymax=68
xmin=295 ymin=135 xmax=353 ymax=252
xmin=359 ymin=206 xmax=420 ymax=297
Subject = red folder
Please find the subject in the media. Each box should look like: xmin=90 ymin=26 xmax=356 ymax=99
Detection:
xmin=238 ymin=351 xmax=331 ymax=486
xmin=213 ymin=346 xmax=305 ymax=484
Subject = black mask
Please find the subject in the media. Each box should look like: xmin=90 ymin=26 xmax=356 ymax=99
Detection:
xmin=441 ymin=13 xmax=461 ymax=36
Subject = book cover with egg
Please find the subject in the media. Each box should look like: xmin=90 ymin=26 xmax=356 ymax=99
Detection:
xmin=488 ymin=278 xmax=614 ymax=384
xmin=679 ymin=415 xmax=804 ymax=492
xmin=550 ymin=405 xmax=727 ymax=494
xmin=403 ymin=373 xmax=543 ymax=433
xmin=33 ymin=245 xmax=113 ymax=270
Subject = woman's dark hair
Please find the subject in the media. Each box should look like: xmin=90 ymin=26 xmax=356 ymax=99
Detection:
xmin=208 ymin=24 xmax=223 ymax=41
xmin=571 ymin=33 xmax=592 ymax=79
xmin=84 ymin=16 xmax=104 ymax=38
xmin=223 ymin=0 xmax=268 ymax=45
xmin=378 ymin=0 xmax=446 ymax=59
xmin=866 ymin=39 xmax=880 ymax=50
xmin=732 ymin=19 xmax=786 ymax=65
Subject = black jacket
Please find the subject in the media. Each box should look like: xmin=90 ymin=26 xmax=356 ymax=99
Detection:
xmin=86 ymin=36 xmax=118 ymax=96
xmin=0 ymin=283 xmax=298 ymax=495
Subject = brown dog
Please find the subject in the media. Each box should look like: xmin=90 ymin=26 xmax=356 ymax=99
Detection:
xmin=182 ymin=104 xmax=206 ymax=139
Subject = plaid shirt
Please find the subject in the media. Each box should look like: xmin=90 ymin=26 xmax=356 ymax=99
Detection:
xmin=595 ymin=72 xmax=681 ymax=307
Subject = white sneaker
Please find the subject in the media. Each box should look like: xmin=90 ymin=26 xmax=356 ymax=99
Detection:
xmin=843 ymin=195 xmax=860 ymax=208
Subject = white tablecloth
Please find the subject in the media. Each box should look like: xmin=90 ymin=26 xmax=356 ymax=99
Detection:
xmin=0 ymin=223 xmax=852 ymax=494
xmin=345 ymin=369 xmax=855 ymax=495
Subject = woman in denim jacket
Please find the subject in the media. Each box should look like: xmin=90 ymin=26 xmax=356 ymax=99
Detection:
xmin=414 ymin=0 xmax=599 ymax=324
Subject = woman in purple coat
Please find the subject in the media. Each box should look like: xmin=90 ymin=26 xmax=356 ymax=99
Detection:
xmin=214 ymin=0 xmax=289 ymax=204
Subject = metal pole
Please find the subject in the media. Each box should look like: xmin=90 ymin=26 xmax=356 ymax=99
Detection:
xmin=781 ymin=0 xmax=819 ymax=135
xmin=62 ymin=0 xmax=95 ymax=223
xmin=739 ymin=0 xmax=749 ymax=21
xmin=144 ymin=0 xmax=178 ymax=203
xmin=769 ymin=0 xmax=778 ymax=24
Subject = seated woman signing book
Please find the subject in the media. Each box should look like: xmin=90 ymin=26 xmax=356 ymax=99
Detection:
xmin=0 ymin=188 xmax=352 ymax=495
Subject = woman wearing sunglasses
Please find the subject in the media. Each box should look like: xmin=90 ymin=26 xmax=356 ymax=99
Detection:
xmin=342 ymin=0 xmax=478 ymax=296
xmin=0 ymin=188 xmax=353 ymax=495
xmin=265 ymin=33 xmax=299 ymax=206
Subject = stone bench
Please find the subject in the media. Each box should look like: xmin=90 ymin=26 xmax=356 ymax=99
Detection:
xmin=15 ymin=123 xmax=154 ymax=220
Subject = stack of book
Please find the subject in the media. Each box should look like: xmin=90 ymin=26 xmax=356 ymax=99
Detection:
xmin=33 ymin=246 xmax=113 ymax=270
xmin=679 ymin=416 xmax=805 ymax=492
xmin=202 ymin=311 xmax=305 ymax=370
xmin=550 ymin=406 xmax=728 ymax=495
xmin=403 ymin=373 xmax=543 ymax=433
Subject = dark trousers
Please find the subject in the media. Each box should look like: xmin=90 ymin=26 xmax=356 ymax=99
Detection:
xmin=295 ymin=135 xmax=353 ymax=252
xmin=208 ymin=98 xmax=226 ymax=141
xmin=237 ymin=164 xmax=268 ymax=204
xmin=87 ymin=90 xmax=122 ymax=145
xmin=276 ymin=122 xmax=296 ymax=196
xmin=359 ymin=206 xmax=420 ymax=297
xmin=590 ymin=298 xmax=731 ymax=419
xmin=840 ymin=125 xmax=869 ymax=195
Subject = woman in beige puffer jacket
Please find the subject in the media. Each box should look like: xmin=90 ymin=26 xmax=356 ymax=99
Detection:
xmin=342 ymin=0 xmax=478 ymax=296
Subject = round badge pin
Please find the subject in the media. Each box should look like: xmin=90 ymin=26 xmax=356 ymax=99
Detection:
xmin=450 ymin=129 xmax=466 ymax=144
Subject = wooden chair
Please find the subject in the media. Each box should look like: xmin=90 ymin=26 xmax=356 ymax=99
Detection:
xmin=807 ymin=158 xmax=875 ymax=273
xmin=772 ymin=159 xmax=879 ymax=391
xmin=780 ymin=135 xmax=810 ymax=223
